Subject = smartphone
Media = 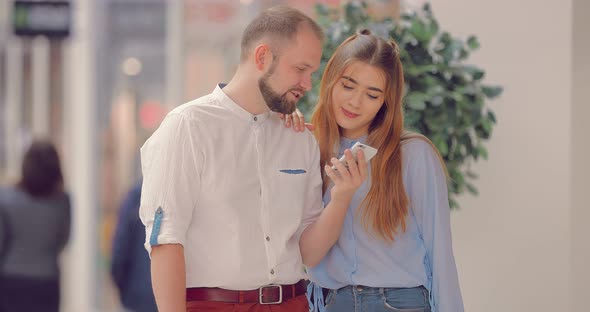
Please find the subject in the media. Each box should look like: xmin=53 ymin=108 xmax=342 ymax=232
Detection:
xmin=331 ymin=142 xmax=378 ymax=170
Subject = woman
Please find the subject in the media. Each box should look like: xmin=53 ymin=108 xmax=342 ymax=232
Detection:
xmin=0 ymin=140 xmax=71 ymax=312
xmin=289 ymin=29 xmax=464 ymax=312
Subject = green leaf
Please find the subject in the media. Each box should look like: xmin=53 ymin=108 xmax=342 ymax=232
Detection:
xmin=449 ymin=197 xmax=460 ymax=209
xmin=481 ymin=118 xmax=493 ymax=133
xmin=405 ymin=111 xmax=421 ymax=126
xmin=453 ymin=172 xmax=465 ymax=192
xmin=487 ymin=111 xmax=497 ymax=123
xmin=406 ymin=64 xmax=438 ymax=76
xmin=427 ymin=85 xmax=445 ymax=95
xmin=405 ymin=92 xmax=428 ymax=110
xmin=410 ymin=19 xmax=435 ymax=43
xmin=435 ymin=138 xmax=449 ymax=156
xmin=461 ymin=65 xmax=485 ymax=81
xmin=430 ymin=95 xmax=444 ymax=106
xmin=482 ymin=85 xmax=503 ymax=98
xmin=477 ymin=145 xmax=489 ymax=160
xmin=467 ymin=36 xmax=480 ymax=50
xmin=465 ymin=182 xmax=479 ymax=195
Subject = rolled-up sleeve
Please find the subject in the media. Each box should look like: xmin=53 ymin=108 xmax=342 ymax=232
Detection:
xmin=405 ymin=140 xmax=464 ymax=312
xmin=139 ymin=113 xmax=202 ymax=255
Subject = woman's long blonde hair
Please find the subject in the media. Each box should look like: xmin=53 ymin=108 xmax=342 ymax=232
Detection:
xmin=311 ymin=30 xmax=446 ymax=242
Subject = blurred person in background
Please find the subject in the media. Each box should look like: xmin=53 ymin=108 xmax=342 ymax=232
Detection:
xmin=0 ymin=140 xmax=71 ymax=312
xmin=111 ymin=179 xmax=157 ymax=312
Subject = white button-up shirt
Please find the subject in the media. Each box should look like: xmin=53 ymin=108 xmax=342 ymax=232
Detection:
xmin=139 ymin=85 xmax=323 ymax=290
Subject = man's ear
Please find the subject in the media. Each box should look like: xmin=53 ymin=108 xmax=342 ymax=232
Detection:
xmin=253 ymin=44 xmax=272 ymax=72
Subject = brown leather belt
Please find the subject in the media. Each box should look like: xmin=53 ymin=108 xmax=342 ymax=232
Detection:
xmin=186 ymin=280 xmax=307 ymax=305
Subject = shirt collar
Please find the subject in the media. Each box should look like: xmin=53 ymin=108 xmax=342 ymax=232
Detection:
xmin=335 ymin=135 xmax=368 ymax=156
xmin=213 ymin=84 xmax=272 ymax=123
xmin=340 ymin=135 xmax=368 ymax=149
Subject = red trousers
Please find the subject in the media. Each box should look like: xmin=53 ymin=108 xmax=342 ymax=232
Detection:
xmin=186 ymin=294 xmax=308 ymax=311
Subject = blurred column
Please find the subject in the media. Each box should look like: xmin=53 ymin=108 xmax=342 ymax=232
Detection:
xmin=0 ymin=0 xmax=6 ymax=179
xmin=32 ymin=36 xmax=50 ymax=137
xmin=62 ymin=0 xmax=98 ymax=310
xmin=166 ymin=0 xmax=184 ymax=109
xmin=4 ymin=38 xmax=23 ymax=180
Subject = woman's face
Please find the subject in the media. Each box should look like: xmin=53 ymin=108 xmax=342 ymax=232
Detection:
xmin=331 ymin=61 xmax=386 ymax=139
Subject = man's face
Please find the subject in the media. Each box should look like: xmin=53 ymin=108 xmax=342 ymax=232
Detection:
xmin=258 ymin=61 xmax=299 ymax=114
xmin=258 ymin=27 xmax=322 ymax=114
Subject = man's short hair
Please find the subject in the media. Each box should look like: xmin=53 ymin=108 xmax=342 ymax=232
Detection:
xmin=240 ymin=6 xmax=324 ymax=61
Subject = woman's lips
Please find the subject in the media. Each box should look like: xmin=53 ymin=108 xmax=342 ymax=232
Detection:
xmin=341 ymin=107 xmax=359 ymax=118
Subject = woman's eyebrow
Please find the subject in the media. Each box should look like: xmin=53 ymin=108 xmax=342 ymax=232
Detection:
xmin=342 ymin=76 xmax=383 ymax=93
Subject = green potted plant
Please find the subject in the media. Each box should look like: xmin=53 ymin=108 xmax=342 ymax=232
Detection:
xmin=300 ymin=1 xmax=503 ymax=208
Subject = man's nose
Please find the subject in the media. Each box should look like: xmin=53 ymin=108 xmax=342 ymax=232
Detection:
xmin=300 ymin=74 xmax=312 ymax=92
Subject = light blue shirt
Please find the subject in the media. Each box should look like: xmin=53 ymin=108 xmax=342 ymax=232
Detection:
xmin=308 ymin=136 xmax=464 ymax=312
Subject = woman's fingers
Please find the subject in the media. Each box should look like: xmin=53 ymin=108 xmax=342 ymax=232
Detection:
xmin=344 ymin=149 xmax=358 ymax=180
xmin=357 ymin=150 xmax=369 ymax=181
xmin=286 ymin=114 xmax=292 ymax=128
xmin=280 ymin=109 xmax=311 ymax=132
xmin=293 ymin=109 xmax=305 ymax=132
xmin=326 ymin=157 xmax=346 ymax=181
xmin=324 ymin=164 xmax=335 ymax=179
xmin=333 ymin=155 xmax=352 ymax=179
xmin=333 ymin=150 xmax=369 ymax=186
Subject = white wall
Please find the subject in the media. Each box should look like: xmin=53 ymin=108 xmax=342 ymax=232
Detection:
xmin=572 ymin=0 xmax=590 ymax=311
xmin=430 ymin=1 xmax=574 ymax=311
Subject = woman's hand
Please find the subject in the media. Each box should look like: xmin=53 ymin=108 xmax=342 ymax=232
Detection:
xmin=298 ymin=148 xmax=369 ymax=267
xmin=325 ymin=149 xmax=369 ymax=202
xmin=279 ymin=109 xmax=315 ymax=132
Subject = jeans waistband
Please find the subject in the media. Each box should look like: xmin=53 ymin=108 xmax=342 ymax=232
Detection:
xmin=333 ymin=285 xmax=427 ymax=295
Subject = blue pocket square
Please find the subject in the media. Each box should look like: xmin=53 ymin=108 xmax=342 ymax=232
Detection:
xmin=279 ymin=169 xmax=307 ymax=174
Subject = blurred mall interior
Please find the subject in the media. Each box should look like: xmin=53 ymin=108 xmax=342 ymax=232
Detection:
xmin=1 ymin=0 xmax=589 ymax=311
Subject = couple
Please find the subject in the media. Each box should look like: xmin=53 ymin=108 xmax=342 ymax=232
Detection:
xmin=139 ymin=6 xmax=463 ymax=312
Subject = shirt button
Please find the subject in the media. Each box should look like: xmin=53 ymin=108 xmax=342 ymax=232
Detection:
xmin=265 ymin=236 xmax=270 ymax=242
xmin=253 ymin=116 xmax=258 ymax=121
xmin=270 ymin=269 xmax=275 ymax=275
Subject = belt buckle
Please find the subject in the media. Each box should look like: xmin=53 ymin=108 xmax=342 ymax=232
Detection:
xmin=259 ymin=284 xmax=283 ymax=304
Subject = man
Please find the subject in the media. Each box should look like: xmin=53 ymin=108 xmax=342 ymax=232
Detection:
xmin=140 ymin=6 xmax=366 ymax=312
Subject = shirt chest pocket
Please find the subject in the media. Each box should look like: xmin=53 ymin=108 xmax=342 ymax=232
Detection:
xmin=270 ymin=167 xmax=309 ymax=215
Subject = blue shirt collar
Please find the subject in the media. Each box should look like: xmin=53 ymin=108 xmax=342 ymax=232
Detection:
xmin=340 ymin=135 xmax=368 ymax=152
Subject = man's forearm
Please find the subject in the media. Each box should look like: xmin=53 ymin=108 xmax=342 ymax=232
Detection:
xmin=299 ymin=196 xmax=352 ymax=267
xmin=150 ymin=244 xmax=186 ymax=312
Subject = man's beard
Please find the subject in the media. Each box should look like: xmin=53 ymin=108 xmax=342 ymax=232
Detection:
xmin=258 ymin=71 xmax=302 ymax=114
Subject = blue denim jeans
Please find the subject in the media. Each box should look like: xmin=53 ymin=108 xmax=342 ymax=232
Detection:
xmin=324 ymin=285 xmax=431 ymax=312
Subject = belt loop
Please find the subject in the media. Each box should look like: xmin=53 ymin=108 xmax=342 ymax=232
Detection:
xmin=292 ymin=284 xmax=296 ymax=298
xmin=239 ymin=291 xmax=245 ymax=304
xmin=379 ymin=288 xmax=385 ymax=296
